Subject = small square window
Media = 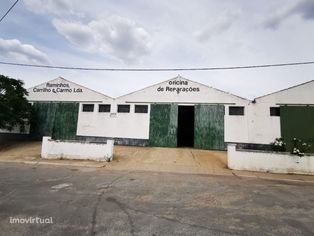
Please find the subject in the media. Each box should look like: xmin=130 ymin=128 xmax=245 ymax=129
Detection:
xmin=270 ymin=107 xmax=280 ymax=116
xmin=82 ymin=104 xmax=94 ymax=112
xmin=135 ymin=105 xmax=148 ymax=113
xmin=118 ymin=104 xmax=130 ymax=113
xmin=229 ymin=106 xmax=244 ymax=116
xmin=99 ymin=104 xmax=111 ymax=113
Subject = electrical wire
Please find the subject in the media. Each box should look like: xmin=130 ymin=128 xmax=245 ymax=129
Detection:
xmin=0 ymin=2 xmax=314 ymax=72
xmin=0 ymin=60 xmax=314 ymax=72
xmin=0 ymin=0 xmax=20 ymax=23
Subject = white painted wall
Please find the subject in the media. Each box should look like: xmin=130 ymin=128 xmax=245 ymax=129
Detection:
xmin=76 ymin=102 xmax=150 ymax=139
xmin=225 ymin=103 xmax=281 ymax=144
xmin=224 ymin=105 xmax=249 ymax=143
xmin=247 ymin=103 xmax=281 ymax=144
xmin=228 ymin=144 xmax=314 ymax=175
xmin=41 ymin=136 xmax=114 ymax=161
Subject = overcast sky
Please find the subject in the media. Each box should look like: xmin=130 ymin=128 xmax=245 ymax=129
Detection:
xmin=1 ymin=0 xmax=314 ymax=99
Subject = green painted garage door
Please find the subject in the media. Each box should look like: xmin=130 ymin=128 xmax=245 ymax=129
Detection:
xmin=149 ymin=104 xmax=225 ymax=150
xmin=30 ymin=102 xmax=79 ymax=140
xmin=194 ymin=105 xmax=225 ymax=150
xmin=52 ymin=103 xmax=80 ymax=140
xmin=149 ymin=104 xmax=178 ymax=147
xmin=281 ymin=106 xmax=314 ymax=153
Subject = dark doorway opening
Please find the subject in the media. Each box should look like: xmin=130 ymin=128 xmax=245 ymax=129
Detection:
xmin=177 ymin=106 xmax=195 ymax=147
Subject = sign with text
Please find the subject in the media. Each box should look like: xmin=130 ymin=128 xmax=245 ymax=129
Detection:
xmin=157 ymin=80 xmax=200 ymax=94
xmin=33 ymin=82 xmax=83 ymax=94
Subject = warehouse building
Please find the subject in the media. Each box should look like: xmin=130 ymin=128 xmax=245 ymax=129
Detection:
xmin=2 ymin=76 xmax=313 ymax=151
xmin=244 ymin=80 xmax=314 ymax=152
xmin=76 ymin=76 xmax=249 ymax=149
xmin=25 ymin=75 xmax=249 ymax=150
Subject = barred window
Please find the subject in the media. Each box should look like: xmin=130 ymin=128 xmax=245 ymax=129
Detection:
xmin=229 ymin=106 xmax=244 ymax=116
xmin=82 ymin=104 xmax=94 ymax=112
xmin=118 ymin=105 xmax=130 ymax=113
xmin=135 ymin=105 xmax=148 ymax=113
xmin=99 ymin=104 xmax=111 ymax=113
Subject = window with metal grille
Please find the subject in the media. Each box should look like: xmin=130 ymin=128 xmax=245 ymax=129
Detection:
xmin=229 ymin=106 xmax=244 ymax=116
xmin=82 ymin=104 xmax=94 ymax=112
xmin=118 ymin=104 xmax=130 ymax=113
xmin=135 ymin=105 xmax=148 ymax=113
xmin=98 ymin=104 xmax=111 ymax=113
xmin=270 ymin=107 xmax=280 ymax=116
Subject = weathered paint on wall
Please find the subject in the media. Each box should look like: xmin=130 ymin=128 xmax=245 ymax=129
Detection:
xmin=194 ymin=105 xmax=225 ymax=150
xmin=30 ymin=102 xmax=79 ymax=140
xmin=149 ymin=104 xmax=178 ymax=147
xmin=281 ymin=106 xmax=314 ymax=152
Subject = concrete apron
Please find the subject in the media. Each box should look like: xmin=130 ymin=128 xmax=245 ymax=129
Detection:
xmin=110 ymin=146 xmax=229 ymax=174
xmin=0 ymin=142 xmax=228 ymax=171
xmin=1 ymin=142 xmax=314 ymax=183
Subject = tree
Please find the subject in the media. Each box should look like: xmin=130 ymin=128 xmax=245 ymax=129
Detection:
xmin=0 ymin=75 xmax=31 ymax=132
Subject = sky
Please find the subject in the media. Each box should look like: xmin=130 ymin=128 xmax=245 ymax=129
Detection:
xmin=1 ymin=0 xmax=314 ymax=99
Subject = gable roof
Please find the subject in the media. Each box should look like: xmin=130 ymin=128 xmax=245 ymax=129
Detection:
xmin=255 ymin=80 xmax=314 ymax=101
xmin=27 ymin=76 xmax=112 ymax=102
xmin=28 ymin=76 xmax=112 ymax=99
xmin=116 ymin=75 xmax=250 ymax=103
xmin=253 ymin=79 xmax=314 ymax=105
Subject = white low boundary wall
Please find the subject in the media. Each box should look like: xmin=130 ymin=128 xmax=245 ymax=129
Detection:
xmin=228 ymin=144 xmax=314 ymax=175
xmin=41 ymin=137 xmax=114 ymax=161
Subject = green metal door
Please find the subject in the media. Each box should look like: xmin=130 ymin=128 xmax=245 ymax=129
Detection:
xmin=30 ymin=102 xmax=58 ymax=140
xmin=194 ymin=105 xmax=225 ymax=150
xmin=52 ymin=103 xmax=79 ymax=140
xmin=30 ymin=102 xmax=79 ymax=140
xmin=149 ymin=104 xmax=178 ymax=147
xmin=281 ymin=106 xmax=314 ymax=153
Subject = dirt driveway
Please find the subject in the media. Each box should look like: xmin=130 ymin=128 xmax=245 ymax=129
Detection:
xmin=0 ymin=142 xmax=228 ymax=174
xmin=111 ymin=145 xmax=228 ymax=174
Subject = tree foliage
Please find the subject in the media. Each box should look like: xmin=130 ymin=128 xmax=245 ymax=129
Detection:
xmin=0 ymin=75 xmax=31 ymax=131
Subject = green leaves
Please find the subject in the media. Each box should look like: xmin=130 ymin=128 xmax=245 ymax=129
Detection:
xmin=0 ymin=75 xmax=31 ymax=132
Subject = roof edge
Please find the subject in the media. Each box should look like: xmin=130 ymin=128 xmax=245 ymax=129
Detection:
xmin=116 ymin=75 xmax=250 ymax=101
xmin=27 ymin=76 xmax=113 ymax=99
xmin=254 ymin=80 xmax=314 ymax=100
